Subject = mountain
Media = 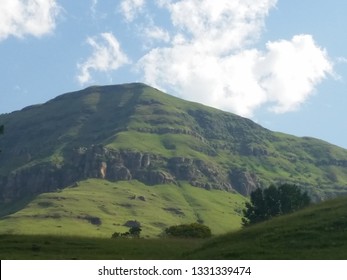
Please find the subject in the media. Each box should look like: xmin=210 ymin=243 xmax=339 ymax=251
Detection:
xmin=1 ymin=82 xmax=347 ymax=233
xmin=1 ymin=82 xmax=347 ymax=237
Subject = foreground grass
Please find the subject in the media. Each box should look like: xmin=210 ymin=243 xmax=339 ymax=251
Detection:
xmin=188 ymin=195 xmax=347 ymax=259
xmin=0 ymin=234 xmax=204 ymax=260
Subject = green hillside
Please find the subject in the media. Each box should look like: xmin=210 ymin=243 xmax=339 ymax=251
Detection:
xmin=188 ymin=195 xmax=347 ymax=259
xmin=1 ymin=83 xmax=347 ymax=207
xmin=0 ymin=179 xmax=246 ymax=237
xmin=1 ymin=83 xmax=347 ymax=243
xmin=1 ymin=195 xmax=347 ymax=259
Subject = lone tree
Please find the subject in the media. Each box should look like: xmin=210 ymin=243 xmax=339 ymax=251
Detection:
xmin=129 ymin=226 xmax=142 ymax=238
xmin=242 ymin=183 xmax=311 ymax=226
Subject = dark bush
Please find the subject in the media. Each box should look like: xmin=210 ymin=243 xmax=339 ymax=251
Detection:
xmin=165 ymin=223 xmax=212 ymax=238
xmin=129 ymin=226 xmax=142 ymax=237
xmin=111 ymin=232 xmax=121 ymax=239
xmin=111 ymin=226 xmax=142 ymax=239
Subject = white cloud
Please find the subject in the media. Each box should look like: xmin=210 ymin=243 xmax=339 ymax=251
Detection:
xmin=137 ymin=0 xmax=333 ymax=117
xmin=258 ymin=35 xmax=333 ymax=113
xmin=143 ymin=25 xmax=170 ymax=43
xmin=0 ymin=0 xmax=60 ymax=41
xmin=139 ymin=46 xmax=267 ymax=117
xmin=119 ymin=0 xmax=145 ymax=22
xmin=77 ymin=33 xmax=130 ymax=85
xmin=164 ymin=0 xmax=277 ymax=54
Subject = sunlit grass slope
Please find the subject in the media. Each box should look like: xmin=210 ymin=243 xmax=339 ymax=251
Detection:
xmin=0 ymin=179 xmax=246 ymax=238
xmin=188 ymin=195 xmax=347 ymax=259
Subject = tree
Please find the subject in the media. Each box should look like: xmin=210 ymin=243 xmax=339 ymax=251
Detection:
xmin=242 ymin=183 xmax=311 ymax=226
xmin=278 ymin=183 xmax=311 ymax=213
xmin=129 ymin=226 xmax=142 ymax=238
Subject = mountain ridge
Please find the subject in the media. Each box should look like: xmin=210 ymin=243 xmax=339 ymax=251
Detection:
xmin=1 ymin=83 xmax=347 ymax=206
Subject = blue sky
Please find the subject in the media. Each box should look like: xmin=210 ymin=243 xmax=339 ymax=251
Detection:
xmin=0 ymin=0 xmax=347 ymax=148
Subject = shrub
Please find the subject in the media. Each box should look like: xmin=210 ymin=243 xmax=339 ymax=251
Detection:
xmin=111 ymin=226 xmax=142 ymax=239
xmin=165 ymin=223 xmax=212 ymax=238
xmin=111 ymin=232 xmax=121 ymax=239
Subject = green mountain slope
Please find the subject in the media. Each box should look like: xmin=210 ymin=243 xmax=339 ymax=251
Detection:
xmin=1 ymin=195 xmax=347 ymax=259
xmin=0 ymin=179 xmax=246 ymax=237
xmin=188 ymin=195 xmax=347 ymax=259
xmin=1 ymin=82 xmax=347 ymax=206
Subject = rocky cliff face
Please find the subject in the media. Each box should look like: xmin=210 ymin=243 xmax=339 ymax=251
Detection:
xmin=0 ymin=145 xmax=241 ymax=203
xmin=229 ymin=169 xmax=262 ymax=196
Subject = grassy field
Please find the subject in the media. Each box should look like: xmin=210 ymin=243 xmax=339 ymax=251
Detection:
xmin=1 ymin=195 xmax=347 ymax=260
xmin=188 ymin=195 xmax=347 ymax=259
xmin=0 ymin=179 xmax=246 ymax=238
xmin=0 ymin=234 xmax=204 ymax=260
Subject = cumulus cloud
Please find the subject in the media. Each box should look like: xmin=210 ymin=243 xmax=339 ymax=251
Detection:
xmin=137 ymin=0 xmax=333 ymax=117
xmin=0 ymin=0 xmax=60 ymax=41
xmin=258 ymin=35 xmax=333 ymax=113
xmin=77 ymin=33 xmax=130 ymax=85
xmin=119 ymin=0 xmax=145 ymax=22
xmin=161 ymin=0 xmax=277 ymax=53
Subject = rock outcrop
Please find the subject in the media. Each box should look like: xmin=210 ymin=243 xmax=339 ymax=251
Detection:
xmin=0 ymin=145 xmax=238 ymax=203
xmin=229 ymin=169 xmax=262 ymax=196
